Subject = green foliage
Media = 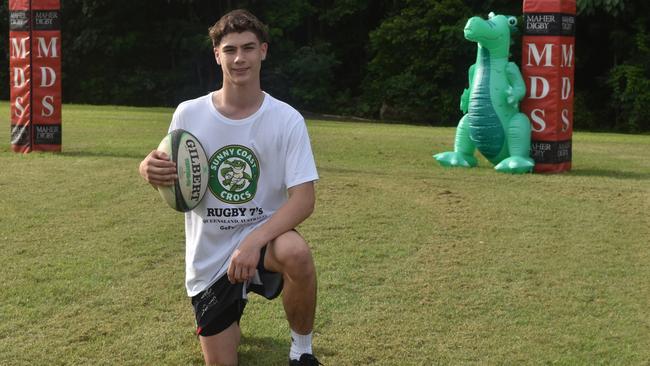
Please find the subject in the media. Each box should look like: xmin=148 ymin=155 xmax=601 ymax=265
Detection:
xmin=2 ymin=0 xmax=650 ymax=131
xmin=285 ymin=44 xmax=340 ymax=112
xmin=60 ymin=0 xmax=216 ymax=106
xmin=363 ymin=0 xmax=473 ymax=123
xmin=361 ymin=0 xmax=526 ymax=124
xmin=577 ymin=0 xmax=626 ymax=15
xmin=608 ymin=65 xmax=650 ymax=132
xmin=574 ymin=1 xmax=650 ymax=132
xmin=605 ymin=16 xmax=650 ymax=132
xmin=0 ymin=4 xmax=8 ymax=100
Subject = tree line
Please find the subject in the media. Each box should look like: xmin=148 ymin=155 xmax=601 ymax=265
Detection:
xmin=1 ymin=0 xmax=648 ymax=132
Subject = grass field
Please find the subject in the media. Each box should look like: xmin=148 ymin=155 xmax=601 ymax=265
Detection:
xmin=1 ymin=101 xmax=649 ymax=365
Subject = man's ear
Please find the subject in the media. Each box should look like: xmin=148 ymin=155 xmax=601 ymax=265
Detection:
xmin=261 ymin=43 xmax=268 ymax=61
xmin=214 ymin=48 xmax=221 ymax=65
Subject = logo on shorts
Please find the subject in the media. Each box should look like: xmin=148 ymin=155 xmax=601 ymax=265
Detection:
xmin=208 ymin=145 xmax=259 ymax=204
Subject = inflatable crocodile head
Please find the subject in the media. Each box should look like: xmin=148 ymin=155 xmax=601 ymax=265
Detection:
xmin=463 ymin=12 xmax=518 ymax=58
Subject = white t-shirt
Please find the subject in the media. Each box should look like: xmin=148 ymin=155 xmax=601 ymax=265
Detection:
xmin=169 ymin=91 xmax=319 ymax=296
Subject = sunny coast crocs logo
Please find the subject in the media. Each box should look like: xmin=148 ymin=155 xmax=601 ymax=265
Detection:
xmin=208 ymin=145 xmax=259 ymax=204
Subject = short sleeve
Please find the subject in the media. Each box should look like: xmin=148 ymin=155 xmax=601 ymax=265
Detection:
xmin=168 ymin=107 xmax=182 ymax=133
xmin=284 ymin=118 xmax=319 ymax=189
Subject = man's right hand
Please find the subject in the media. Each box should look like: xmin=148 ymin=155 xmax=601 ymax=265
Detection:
xmin=139 ymin=150 xmax=177 ymax=187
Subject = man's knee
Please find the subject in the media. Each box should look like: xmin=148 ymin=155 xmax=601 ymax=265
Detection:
xmin=268 ymin=231 xmax=315 ymax=275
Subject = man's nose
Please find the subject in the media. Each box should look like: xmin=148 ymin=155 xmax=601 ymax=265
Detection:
xmin=234 ymin=49 xmax=245 ymax=63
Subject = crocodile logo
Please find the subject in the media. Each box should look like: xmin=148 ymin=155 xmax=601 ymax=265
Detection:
xmin=208 ymin=145 xmax=259 ymax=204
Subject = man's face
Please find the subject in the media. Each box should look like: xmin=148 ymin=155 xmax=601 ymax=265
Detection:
xmin=215 ymin=31 xmax=268 ymax=86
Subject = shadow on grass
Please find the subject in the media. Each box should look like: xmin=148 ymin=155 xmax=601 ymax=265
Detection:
xmin=239 ymin=335 xmax=334 ymax=365
xmin=238 ymin=335 xmax=290 ymax=365
xmin=566 ymin=168 xmax=650 ymax=181
xmin=0 ymin=148 xmax=143 ymax=160
xmin=60 ymin=150 xmax=146 ymax=160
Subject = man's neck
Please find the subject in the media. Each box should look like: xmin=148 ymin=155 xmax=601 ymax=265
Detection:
xmin=213 ymin=83 xmax=264 ymax=120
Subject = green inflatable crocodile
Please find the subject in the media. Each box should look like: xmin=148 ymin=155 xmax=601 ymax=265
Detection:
xmin=434 ymin=12 xmax=534 ymax=174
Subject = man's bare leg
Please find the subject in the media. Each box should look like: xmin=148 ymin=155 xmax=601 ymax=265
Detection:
xmin=265 ymin=230 xmax=317 ymax=335
xmin=199 ymin=322 xmax=241 ymax=366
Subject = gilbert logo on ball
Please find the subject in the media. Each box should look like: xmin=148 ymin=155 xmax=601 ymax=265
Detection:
xmin=156 ymin=129 xmax=209 ymax=212
xmin=208 ymin=145 xmax=260 ymax=204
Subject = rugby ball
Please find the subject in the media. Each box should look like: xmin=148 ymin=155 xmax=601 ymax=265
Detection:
xmin=156 ymin=129 xmax=209 ymax=212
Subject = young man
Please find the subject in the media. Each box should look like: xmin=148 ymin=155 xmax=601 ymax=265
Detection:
xmin=139 ymin=9 xmax=321 ymax=366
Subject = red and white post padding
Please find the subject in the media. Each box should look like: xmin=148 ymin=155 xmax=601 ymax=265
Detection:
xmin=521 ymin=0 xmax=576 ymax=173
xmin=9 ymin=0 xmax=62 ymax=153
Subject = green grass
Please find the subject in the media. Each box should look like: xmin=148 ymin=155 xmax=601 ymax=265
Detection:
xmin=1 ymin=101 xmax=649 ymax=365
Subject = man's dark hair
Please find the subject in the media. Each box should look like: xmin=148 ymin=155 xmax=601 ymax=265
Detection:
xmin=209 ymin=9 xmax=270 ymax=47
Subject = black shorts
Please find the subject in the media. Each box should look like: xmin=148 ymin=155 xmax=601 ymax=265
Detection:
xmin=191 ymin=245 xmax=283 ymax=337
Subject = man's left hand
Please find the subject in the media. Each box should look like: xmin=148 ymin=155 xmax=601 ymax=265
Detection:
xmin=227 ymin=240 xmax=261 ymax=284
